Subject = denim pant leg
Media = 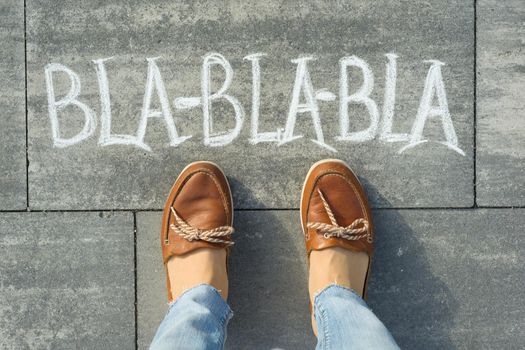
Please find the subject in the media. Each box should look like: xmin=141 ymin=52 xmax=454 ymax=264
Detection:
xmin=314 ymin=284 xmax=400 ymax=350
xmin=150 ymin=284 xmax=233 ymax=350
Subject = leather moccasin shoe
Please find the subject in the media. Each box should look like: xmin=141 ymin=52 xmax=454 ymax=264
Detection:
xmin=160 ymin=161 xmax=234 ymax=303
xmin=300 ymin=159 xmax=374 ymax=299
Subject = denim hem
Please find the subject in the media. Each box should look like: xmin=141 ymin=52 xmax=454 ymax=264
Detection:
xmin=313 ymin=283 xmax=371 ymax=315
xmin=314 ymin=301 xmax=331 ymax=349
xmin=313 ymin=283 xmax=361 ymax=302
xmin=167 ymin=283 xmax=234 ymax=322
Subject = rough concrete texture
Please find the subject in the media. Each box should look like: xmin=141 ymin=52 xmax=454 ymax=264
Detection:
xmin=477 ymin=0 xmax=525 ymax=206
xmin=27 ymin=0 xmax=474 ymax=210
xmin=0 ymin=212 xmax=135 ymax=349
xmin=137 ymin=209 xmax=525 ymax=349
xmin=0 ymin=1 xmax=27 ymax=209
xmin=369 ymin=209 xmax=524 ymax=349
xmin=136 ymin=212 xmax=167 ymax=350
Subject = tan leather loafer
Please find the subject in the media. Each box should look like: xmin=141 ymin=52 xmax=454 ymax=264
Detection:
xmin=300 ymin=159 xmax=374 ymax=299
xmin=160 ymin=161 xmax=234 ymax=302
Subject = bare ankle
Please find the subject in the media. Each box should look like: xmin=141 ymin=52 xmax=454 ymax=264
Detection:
xmin=167 ymin=248 xmax=229 ymax=301
xmin=308 ymin=247 xmax=369 ymax=301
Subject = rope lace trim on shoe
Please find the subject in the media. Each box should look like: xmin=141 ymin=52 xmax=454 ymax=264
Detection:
xmin=169 ymin=207 xmax=234 ymax=246
xmin=307 ymin=189 xmax=372 ymax=243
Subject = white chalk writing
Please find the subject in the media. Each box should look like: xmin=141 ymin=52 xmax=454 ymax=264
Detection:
xmin=44 ymin=52 xmax=465 ymax=155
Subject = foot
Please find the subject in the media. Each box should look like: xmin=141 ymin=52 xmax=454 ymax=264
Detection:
xmin=300 ymin=159 xmax=374 ymax=336
xmin=161 ymin=161 xmax=234 ymax=303
xmin=308 ymin=247 xmax=369 ymax=302
xmin=167 ymin=248 xmax=229 ymax=301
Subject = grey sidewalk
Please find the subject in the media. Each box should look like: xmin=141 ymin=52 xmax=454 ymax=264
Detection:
xmin=0 ymin=0 xmax=524 ymax=349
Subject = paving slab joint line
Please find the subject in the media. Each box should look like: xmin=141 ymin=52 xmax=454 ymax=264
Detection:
xmin=0 ymin=205 xmax=525 ymax=214
xmin=23 ymin=0 xmax=29 ymax=209
xmin=472 ymin=0 xmax=478 ymax=208
xmin=0 ymin=207 xmax=485 ymax=213
xmin=2 ymin=207 xmax=524 ymax=215
xmin=133 ymin=211 xmax=138 ymax=350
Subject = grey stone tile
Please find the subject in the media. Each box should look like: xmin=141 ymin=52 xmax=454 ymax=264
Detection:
xmin=27 ymin=0 xmax=474 ymax=210
xmin=138 ymin=209 xmax=524 ymax=349
xmin=0 ymin=0 xmax=26 ymax=209
xmin=369 ymin=209 xmax=525 ymax=349
xmin=477 ymin=0 xmax=525 ymax=206
xmin=136 ymin=212 xmax=166 ymax=350
xmin=0 ymin=212 xmax=135 ymax=349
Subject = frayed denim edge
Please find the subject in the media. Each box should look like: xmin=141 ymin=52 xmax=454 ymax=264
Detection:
xmin=313 ymin=284 xmax=363 ymax=306
xmin=167 ymin=283 xmax=234 ymax=320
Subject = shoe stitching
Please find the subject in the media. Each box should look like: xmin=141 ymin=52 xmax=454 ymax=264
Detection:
xmin=304 ymin=170 xmax=372 ymax=241
xmin=164 ymin=168 xmax=232 ymax=244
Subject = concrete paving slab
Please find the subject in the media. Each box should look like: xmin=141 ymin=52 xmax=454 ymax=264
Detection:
xmin=477 ymin=0 xmax=525 ymax=206
xmin=0 ymin=212 xmax=135 ymax=349
xmin=369 ymin=209 xmax=524 ymax=349
xmin=136 ymin=212 xmax=168 ymax=350
xmin=477 ymin=0 xmax=525 ymax=207
xmin=0 ymin=0 xmax=27 ymax=209
xmin=137 ymin=208 xmax=524 ymax=349
xmin=27 ymin=0 xmax=474 ymax=210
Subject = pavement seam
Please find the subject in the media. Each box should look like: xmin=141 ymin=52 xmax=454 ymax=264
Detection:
xmin=473 ymin=0 xmax=478 ymax=208
xmin=23 ymin=0 xmax=29 ymax=210
xmin=1 ymin=207 xmax=524 ymax=215
xmin=133 ymin=211 xmax=138 ymax=350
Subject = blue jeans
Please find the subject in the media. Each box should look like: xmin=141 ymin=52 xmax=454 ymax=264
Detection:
xmin=150 ymin=284 xmax=399 ymax=350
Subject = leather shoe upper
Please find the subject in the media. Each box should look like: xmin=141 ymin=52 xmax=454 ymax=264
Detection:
xmin=161 ymin=162 xmax=234 ymax=264
xmin=301 ymin=160 xmax=373 ymax=256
